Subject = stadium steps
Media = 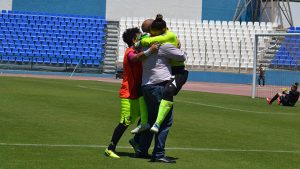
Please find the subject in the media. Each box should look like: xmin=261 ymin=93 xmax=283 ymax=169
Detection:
xmin=257 ymin=37 xmax=284 ymax=67
xmin=103 ymin=21 xmax=119 ymax=74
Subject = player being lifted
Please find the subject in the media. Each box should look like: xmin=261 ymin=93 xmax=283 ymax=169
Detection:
xmin=131 ymin=14 xmax=189 ymax=134
xmin=105 ymin=27 xmax=158 ymax=158
xmin=266 ymin=82 xmax=299 ymax=106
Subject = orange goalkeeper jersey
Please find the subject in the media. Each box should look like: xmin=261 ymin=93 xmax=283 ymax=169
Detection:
xmin=119 ymin=47 xmax=143 ymax=99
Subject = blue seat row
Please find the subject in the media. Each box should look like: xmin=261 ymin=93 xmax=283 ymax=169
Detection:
xmin=0 ymin=32 xmax=105 ymax=39
xmin=1 ymin=10 xmax=106 ymax=21
xmin=274 ymin=55 xmax=294 ymax=60
xmin=0 ymin=32 xmax=104 ymax=37
xmin=1 ymin=43 xmax=103 ymax=50
xmin=0 ymin=50 xmax=103 ymax=57
xmin=0 ymin=49 xmax=103 ymax=57
xmin=0 ymin=21 xmax=105 ymax=29
xmin=271 ymin=59 xmax=298 ymax=67
xmin=0 ymin=16 xmax=106 ymax=24
xmin=0 ymin=56 xmax=102 ymax=66
xmin=1 ymin=46 xmax=104 ymax=53
xmin=0 ymin=25 xmax=104 ymax=33
xmin=2 ymin=43 xmax=104 ymax=48
xmin=1 ymin=36 xmax=105 ymax=43
xmin=287 ymin=30 xmax=300 ymax=33
xmin=288 ymin=27 xmax=300 ymax=33
xmin=0 ymin=31 xmax=106 ymax=37
xmin=0 ymin=34 xmax=106 ymax=41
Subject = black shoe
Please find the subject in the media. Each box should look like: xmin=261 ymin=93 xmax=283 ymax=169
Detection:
xmin=129 ymin=138 xmax=140 ymax=154
xmin=150 ymin=157 xmax=176 ymax=163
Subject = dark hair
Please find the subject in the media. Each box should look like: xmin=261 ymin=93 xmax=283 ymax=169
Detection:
xmin=150 ymin=14 xmax=167 ymax=32
xmin=292 ymin=82 xmax=299 ymax=90
xmin=122 ymin=27 xmax=141 ymax=47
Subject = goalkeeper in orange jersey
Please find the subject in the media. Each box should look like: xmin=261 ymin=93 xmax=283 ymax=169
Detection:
xmin=104 ymin=27 xmax=158 ymax=158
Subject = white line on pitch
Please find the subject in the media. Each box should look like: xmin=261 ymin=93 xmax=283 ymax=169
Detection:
xmin=177 ymin=100 xmax=299 ymax=116
xmin=0 ymin=143 xmax=299 ymax=154
xmin=77 ymin=85 xmax=118 ymax=93
xmin=77 ymin=85 xmax=298 ymax=116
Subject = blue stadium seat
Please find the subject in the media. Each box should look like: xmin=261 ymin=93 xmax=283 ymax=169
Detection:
xmin=291 ymin=60 xmax=297 ymax=66
xmin=283 ymin=60 xmax=291 ymax=66
xmin=93 ymin=60 xmax=100 ymax=66
xmin=65 ymin=59 xmax=71 ymax=65
xmin=62 ymin=55 xmax=69 ymax=59
xmin=19 ymin=49 xmax=25 ymax=54
xmin=9 ymin=56 xmax=15 ymax=62
xmin=44 ymin=57 xmax=50 ymax=64
xmin=270 ymin=59 xmax=277 ymax=66
xmin=16 ymin=57 xmax=23 ymax=63
xmin=76 ymin=55 xmax=83 ymax=60
xmin=1 ymin=55 xmax=9 ymax=62
xmin=31 ymin=57 xmax=37 ymax=63
xmin=69 ymin=54 xmax=76 ymax=59
xmin=83 ymin=55 xmax=90 ymax=60
xmin=37 ymin=57 xmax=43 ymax=64
xmin=50 ymin=58 xmax=57 ymax=64
xmin=2 ymin=14 xmax=8 ymax=19
xmin=86 ymin=60 xmax=93 ymax=66
xmin=25 ymin=49 xmax=32 ymax=54
xmin=23 ymin=57 xmax=30 ymax=63
xmin=277 ymin=59 xmax=284 ymax=66
xmin=82 ymin=19 xmax=89 ymax=24
xmin=72 ymin=59 xmax=79 ymax=65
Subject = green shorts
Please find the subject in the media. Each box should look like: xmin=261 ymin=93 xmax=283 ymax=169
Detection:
xmin=120 ymin=98 xmax=140 ymax=125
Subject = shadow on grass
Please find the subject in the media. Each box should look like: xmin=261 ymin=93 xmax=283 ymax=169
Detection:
xmin=117 ymin=152 xmax=136 ymax=158
xmin=113 ymin=152 xmax=179 ymax=162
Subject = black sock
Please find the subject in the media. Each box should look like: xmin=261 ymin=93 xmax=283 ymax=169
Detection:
xmin=108 ymin=123 xmax=128 ymax=150
xmin=270 ymin=94 xmax=279 ymax=103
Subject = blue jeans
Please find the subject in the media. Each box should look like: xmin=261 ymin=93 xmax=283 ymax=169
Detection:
xmin=136 ymin=82 xmax=173 ymax=159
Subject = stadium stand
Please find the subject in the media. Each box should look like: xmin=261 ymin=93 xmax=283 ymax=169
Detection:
xmin=0 ymin=10 xmax=107 ymax=68
xmin=270 ymin=27 xmax=300 ymax=68
xmin=118 ymin=17 xmax=277 ymax=70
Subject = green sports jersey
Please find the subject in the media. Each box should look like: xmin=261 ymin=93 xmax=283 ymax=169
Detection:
xmin=141 ymin=30 xmax=178 ymax=47
xmin=140 ymin=30 xmax=184 ymax=67
xmin=140 ymin=33 xmax=150 ymax=40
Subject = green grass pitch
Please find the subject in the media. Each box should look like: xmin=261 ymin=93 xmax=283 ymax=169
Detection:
xmin=0 ymin=76 xmax=300 ymax=169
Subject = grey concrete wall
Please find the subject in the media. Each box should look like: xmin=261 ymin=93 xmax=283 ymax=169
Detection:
xmin=0 ymin=0 xmax=12 ymax=10
xmin=106 ymin=0 xmax=202 ymax=21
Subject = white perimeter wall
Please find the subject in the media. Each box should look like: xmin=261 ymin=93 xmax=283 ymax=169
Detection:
xmin=106 ymin=0 xmax=202 ymax=21
xmin=288 ymin=2 xmax=300 ymax=27
xmin=0 ymin=0 xmax=12 ymax=10
xmin=275 ymin=2 xmax=300 ymax=27
xmin=261 ymin=2 xmax=300 ymax=28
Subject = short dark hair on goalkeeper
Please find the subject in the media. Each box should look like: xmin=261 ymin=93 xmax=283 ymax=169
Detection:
xmin=122 ymin=27 xmax=141 ymax=47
